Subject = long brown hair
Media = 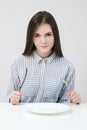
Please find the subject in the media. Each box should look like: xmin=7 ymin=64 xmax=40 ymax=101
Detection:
xmin=23 ymin=11 xmax=63 ymax=57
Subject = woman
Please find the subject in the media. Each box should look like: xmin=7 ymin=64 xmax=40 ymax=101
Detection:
xmin=7 ymin=11 xmax=81 ymax=105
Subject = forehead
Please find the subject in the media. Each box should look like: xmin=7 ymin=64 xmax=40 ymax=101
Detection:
xmin=34 ymin=23 xmax=52 ymax=33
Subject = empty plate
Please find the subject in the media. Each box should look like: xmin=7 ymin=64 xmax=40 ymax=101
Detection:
xmin=25 ymin=103 xmax=72 ymax=115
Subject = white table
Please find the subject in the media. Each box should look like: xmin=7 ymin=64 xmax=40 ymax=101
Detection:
xmin=0 ymin=103 xmax=87 ymax=130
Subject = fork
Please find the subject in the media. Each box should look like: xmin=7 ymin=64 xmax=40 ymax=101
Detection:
xmin=18 ymin=68 xmax=28 ymax=90
xmin=63 ymin=80 xmax=69 ymax=90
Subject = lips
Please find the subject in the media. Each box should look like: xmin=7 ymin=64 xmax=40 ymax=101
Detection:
xmin=41 ymin=46 xmax=48 ymax=48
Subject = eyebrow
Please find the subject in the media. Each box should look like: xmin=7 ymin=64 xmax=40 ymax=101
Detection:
xmin=34 ymin=32 xmax=53 ymax=35
xmin=46 ymin=32 xmax=53 ymax=34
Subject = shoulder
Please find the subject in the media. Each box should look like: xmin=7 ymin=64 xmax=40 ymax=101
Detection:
xmin=11 ymin=55 xmax=24 ymax=65
xmin=61 ymin=57 xmax=74 ymax=66
xmin=63 ymin=57 xmax=75 ymax=72
xmin=10 ymin=55 xmax=32 ymax=70
xmin=55 ymin=57 xmax=75 ymax=71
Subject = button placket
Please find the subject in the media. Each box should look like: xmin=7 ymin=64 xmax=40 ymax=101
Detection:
xmin=35 ymin=59 xmax=46 ymax=102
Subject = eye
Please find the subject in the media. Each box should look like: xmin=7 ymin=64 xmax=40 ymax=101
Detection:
xmin=46 ymin=33 xmax=53 ymax=37
xmin=34 ymin=33 xmax=40 ymax=37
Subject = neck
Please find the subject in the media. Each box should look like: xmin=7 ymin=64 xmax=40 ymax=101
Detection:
xmin=36 ymin=51 xmax=52 ymax=58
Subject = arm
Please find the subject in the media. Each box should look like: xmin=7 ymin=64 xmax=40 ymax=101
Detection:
xmin=58 ymin=64 xmax=75 ymax=103
xmin=7 ymin=63 xmax=21 ymax=104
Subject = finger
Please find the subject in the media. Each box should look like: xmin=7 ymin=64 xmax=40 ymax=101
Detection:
xmin=11 ymin=94 xmax=21 ymax=104
xmin=70 ymin=95 xmax=81 ymax=104
xmin=68 ymin=91 xmax=77 ymax=97
xmin=11 ymin=91 xmax=22 ymax=99
xmin=11 ymin=94 xmax=20 ymax=101
xmin=13 ymin=91 xmax=22 ymax=96
xmin=71 ymin=98 xmax=81 ymax=104
xmin=11 ymin=98 xmax=20 ymax=105
xmin=10 ymin=91 xmax=22 ymax=105
xmin=70 ymin=93 xmax=80 ymax=100
xmin=67 ymin=91 xmax=81 ymax=104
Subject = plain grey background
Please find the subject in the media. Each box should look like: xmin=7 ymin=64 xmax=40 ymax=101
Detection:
xmin=0 ymin=0 xmax=87 ymax=102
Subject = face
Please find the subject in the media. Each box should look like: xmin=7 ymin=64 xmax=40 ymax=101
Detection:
xmin=33 ymin=23 xmax=54 ymax=58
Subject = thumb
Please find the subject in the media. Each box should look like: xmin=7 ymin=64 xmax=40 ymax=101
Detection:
xmin=67 ymin=92 xmax=72 ymax=97
xmin=19 ymin=90 xmax=22 ymax=96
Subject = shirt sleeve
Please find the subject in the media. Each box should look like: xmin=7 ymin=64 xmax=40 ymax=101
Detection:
xmin=7 ymin=63 xmax=20 ymax=102
xmin=58 ymin=64 xmax=75 ymax=103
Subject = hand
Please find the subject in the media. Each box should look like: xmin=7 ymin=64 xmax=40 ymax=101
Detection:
xmin=10 ymin=91 xmax=22 ymax=105
xmin=68 ymin=91 xmax=81 ymax=104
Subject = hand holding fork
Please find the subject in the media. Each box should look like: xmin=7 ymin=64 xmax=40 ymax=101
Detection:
xmin=63 ymin=80 xmax=81 ymax=104
xmin=10 ymin=68 xmax=28 ymax=105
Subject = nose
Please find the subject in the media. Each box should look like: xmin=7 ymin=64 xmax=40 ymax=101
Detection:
xmin=40 ymin=36 xmax=47 ymax=44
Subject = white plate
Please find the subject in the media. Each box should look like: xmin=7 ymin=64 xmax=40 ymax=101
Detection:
xmin=26 ymin=103 xmax=72 ymax=115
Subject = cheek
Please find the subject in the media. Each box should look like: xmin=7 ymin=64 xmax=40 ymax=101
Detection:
xmin=50 ymin=39 xmax=54 ymax=47
xmin=51 ymin=43 xmax=54 ymax=48
xmin=33 ymin=40 xmax=38 ymax=46
xmin=33 ymin=38 xmax=39 ymax=45
xmin=33 ymin=42 xmax=37 ymax=48
xmin=50 ymin=36 xmax=54 ymax=43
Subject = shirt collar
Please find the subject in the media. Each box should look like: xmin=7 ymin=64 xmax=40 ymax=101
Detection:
xmin=33 ymin=51 xmax=56 ymax=64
